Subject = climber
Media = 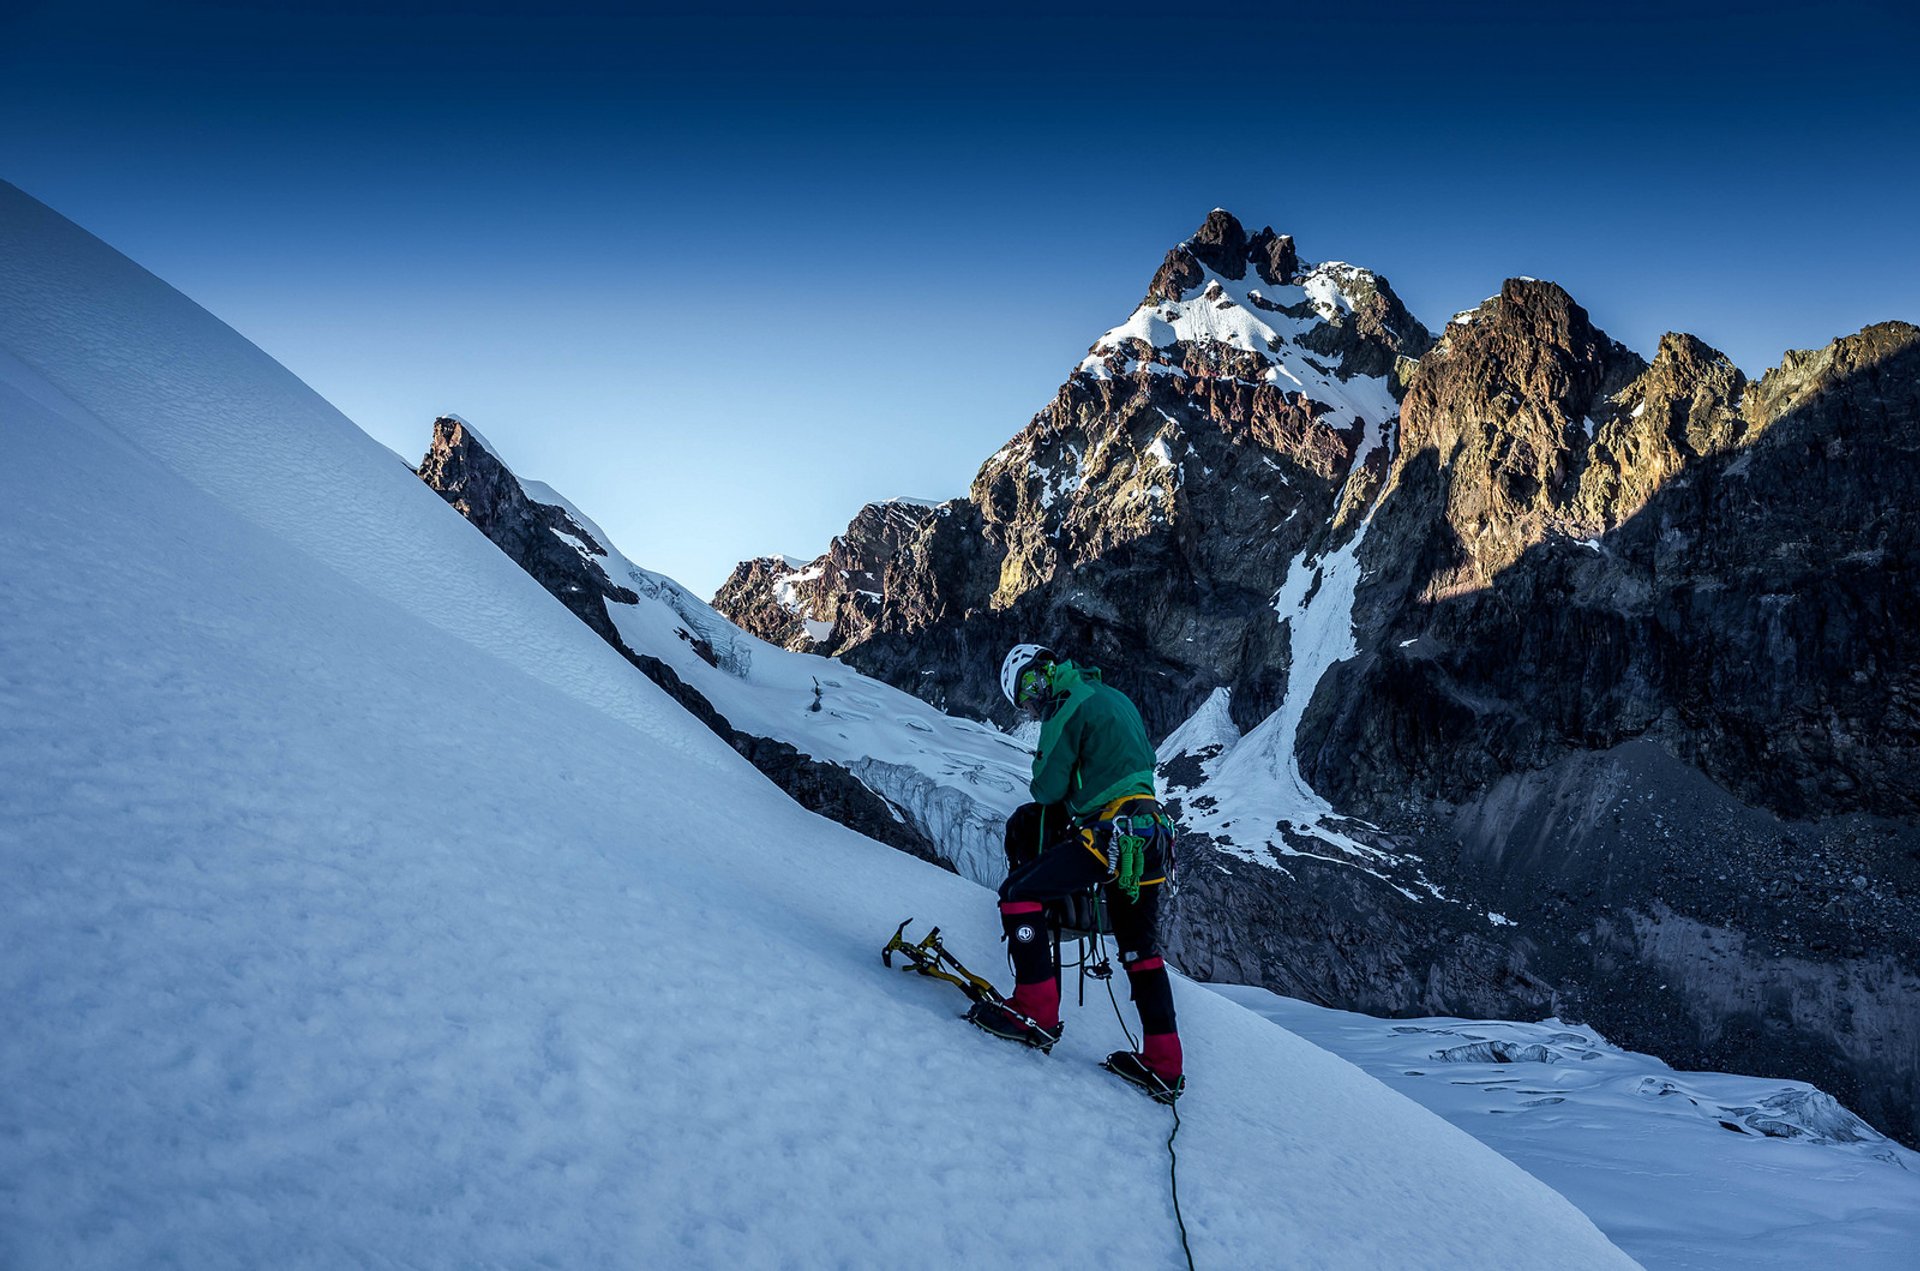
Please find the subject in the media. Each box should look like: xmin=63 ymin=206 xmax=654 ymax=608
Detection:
xmin=967 ymin=643 xmax=1185 ymax=1102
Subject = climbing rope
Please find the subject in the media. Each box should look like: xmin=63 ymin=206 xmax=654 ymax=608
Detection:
xmin=1097 ymin=928 xmax=1195 ymax=1271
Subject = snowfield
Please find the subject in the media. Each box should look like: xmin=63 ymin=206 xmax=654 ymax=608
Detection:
xmin=1221 ymin=989 xmax=1920 ymax=1271
xmin=0 ymin=181 xmax=1640 ymax=1268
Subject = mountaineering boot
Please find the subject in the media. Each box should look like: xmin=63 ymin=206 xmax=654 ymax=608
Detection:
xmin=1141 ymin=1031 xmax=1182 ymax=1077
xmin=967 ymin=999 xmax=1064 ymax=1051
xmin=1005 ymin=976 xmax=1060 ymax=1030
xmin=1098 ymin=1052 xmax=1182 ymax=1113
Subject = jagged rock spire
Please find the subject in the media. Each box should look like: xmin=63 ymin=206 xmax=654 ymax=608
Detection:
xmin=1186 ymin=209 xmax=1250 ymax=277
xmin=1147 ymin=209 xmax=1300 ymax=301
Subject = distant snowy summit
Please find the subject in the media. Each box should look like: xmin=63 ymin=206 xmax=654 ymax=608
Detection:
xmin=1082 ymin=206 xmax=1429 ymax=402
xmin=716 ymin=209 xmax=1430 ymax=666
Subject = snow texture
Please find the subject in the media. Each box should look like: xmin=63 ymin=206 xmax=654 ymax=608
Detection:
xmin=0 ymin=180 xmax=1639 ymax=1269
xmin=1156 ymin=686 xmax=1242 ymax=775
xmin=1219 ymin=988 xmax=1920 ymax=1271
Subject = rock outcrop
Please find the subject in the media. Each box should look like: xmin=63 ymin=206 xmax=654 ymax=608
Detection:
xmin=713 ymin=498 xmax=938 ymax=652
xmin=1303 ymin=311 xmax=1920 ymax=1141
xmin=416 ymin=415 xmax=641 ymax=645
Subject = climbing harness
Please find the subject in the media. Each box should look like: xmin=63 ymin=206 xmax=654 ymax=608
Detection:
xmin=1074 ymin=798 xmax=1178 ymax=900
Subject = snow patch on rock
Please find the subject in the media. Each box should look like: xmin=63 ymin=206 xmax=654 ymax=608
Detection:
xmin=1077 ymin=262 xmax=1401 ymax=430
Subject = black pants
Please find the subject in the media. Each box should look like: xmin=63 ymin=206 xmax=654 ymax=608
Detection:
xmin=997 ymin=801 xmax=1177 ymax=1038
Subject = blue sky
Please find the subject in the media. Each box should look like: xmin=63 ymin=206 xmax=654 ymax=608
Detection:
xmin=4 ymin=0 xmax=1916 ymax=597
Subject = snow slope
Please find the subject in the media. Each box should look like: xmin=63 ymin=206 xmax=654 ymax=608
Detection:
xmin=507 ymin=468 xmax=1031 ymax=884
xmin=1219 ymin=988 xmax=1920 ymax=1271
xmin=0 ymin=180 xmax=1633 ymax=1269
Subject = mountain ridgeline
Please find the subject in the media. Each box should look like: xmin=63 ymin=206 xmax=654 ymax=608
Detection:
xmin=415 ymin=415 xmax=949 ymax=869
xmin=710 ymin=211 xmax=1920 ymax=1147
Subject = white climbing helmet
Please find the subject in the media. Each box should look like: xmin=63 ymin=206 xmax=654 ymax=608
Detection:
xmin=999 ymin=643 xmax=1057 ymax=709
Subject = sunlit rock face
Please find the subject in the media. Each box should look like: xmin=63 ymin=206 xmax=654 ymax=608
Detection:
xmin=1329 ymin=303 xmax=1920 ymax=826
xmin=710 ymin=212 xmax=1920 ymax=1147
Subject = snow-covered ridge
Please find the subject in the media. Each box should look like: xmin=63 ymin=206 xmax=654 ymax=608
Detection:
xmin=505 ymin=457 xmax=1033 ymax=883
xmin=1078 ymin=260 xmax=1402 ymax=429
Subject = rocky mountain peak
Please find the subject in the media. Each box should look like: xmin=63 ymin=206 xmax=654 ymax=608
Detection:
xmin=1749 ymin=319 xmax=1920 ymax=424
xmin=717 ymin=211 xmax=1434 ymax=733
xmin=1148 ymin=209 xmax=1302 ymax=301
xmin=1185 ymin=208 xmax=1251 ymax=278
xmin=1380 ymin=280 xmax=1649 ymax=598
xmin=1098 ymin=225 xmax=1432 ymax=392
xmin=1249 ymin=227 xmax=1299 ymax=286
xmin=1439 ymin=278 xmax=1614 ymax=362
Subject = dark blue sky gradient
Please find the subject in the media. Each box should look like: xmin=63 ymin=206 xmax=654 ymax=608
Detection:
xmin=4 ymin=1 xmax=1916 ymax=594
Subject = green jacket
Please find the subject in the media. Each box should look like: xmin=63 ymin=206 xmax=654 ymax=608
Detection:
xmin=1030 ymin=661 xmax=1157 ymax=817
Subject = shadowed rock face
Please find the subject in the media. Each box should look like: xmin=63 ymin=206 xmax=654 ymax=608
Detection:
xmin=726 ymin=215 xmax=1920 ymax=1145
xmin=1312 ymin=314 xmax=1920 ymax=1146
xmin=1165 ymin=837 xmax=1557 ymax=1021
xmin=414 ymin=417 xmax=945 ymax=868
